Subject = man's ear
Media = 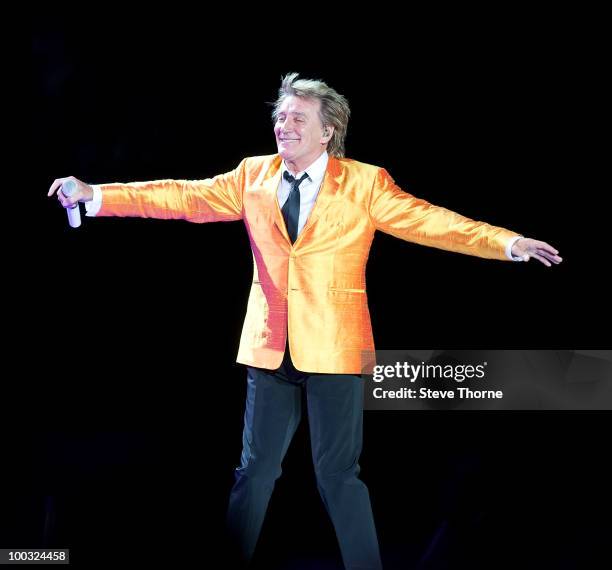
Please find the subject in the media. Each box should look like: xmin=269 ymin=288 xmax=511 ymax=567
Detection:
xmin=321 ymin=125 xmax=334 ymax=144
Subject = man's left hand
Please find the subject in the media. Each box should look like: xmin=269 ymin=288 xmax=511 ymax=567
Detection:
xmin=512 ymin=238 xmax=563 ymax=267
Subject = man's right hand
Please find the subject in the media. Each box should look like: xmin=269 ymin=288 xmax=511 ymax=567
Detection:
xmin=47 ymin=176 xmax=94 ymax=208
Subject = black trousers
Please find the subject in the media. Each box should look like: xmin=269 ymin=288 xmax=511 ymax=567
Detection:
xmin=226 ymin=346 xmax=383 ymax=570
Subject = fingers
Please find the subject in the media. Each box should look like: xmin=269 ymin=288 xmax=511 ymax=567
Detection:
xmin=537 ymin=249 xmax=562 ymax=264
xmin=48 ymin=176 xmax=83 ymax=207
xmin=534 ymin=240 xmax=559 ymax=256
xmin=56 ymin=189 xmax=73 ymax=208
xmin=528 ymin=249 xmax=563 ymax=267
xmin=529 ymin=252 xmax=552 ymax=267
xmin=522 ymin=239 xmax=563 ymax=266
xmin=532 ymin=243 xmax=562 ymax=264
xmin=48 ymin=177 xmax=68 ymax=197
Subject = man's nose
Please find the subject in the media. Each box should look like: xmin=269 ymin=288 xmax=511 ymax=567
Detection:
xmin=278 ymin=117 xmax=293 ymax=131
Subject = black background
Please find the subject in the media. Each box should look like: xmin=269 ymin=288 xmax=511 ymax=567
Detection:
xmin=14 ymin=9 xmax=610 ymax=569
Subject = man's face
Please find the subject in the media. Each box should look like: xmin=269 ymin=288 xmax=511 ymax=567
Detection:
xmin=274 ymin=96 xmax=328 ymax=170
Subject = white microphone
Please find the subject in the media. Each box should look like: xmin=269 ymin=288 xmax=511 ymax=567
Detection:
xmin=61 ymin=179 xmax=82 ymax=228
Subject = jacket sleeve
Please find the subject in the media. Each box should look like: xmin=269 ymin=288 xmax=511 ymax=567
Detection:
xmin=368 ymin=168 xmax=518 ymax=261
xmin=95 ymin=158 xmax=246 ymax=223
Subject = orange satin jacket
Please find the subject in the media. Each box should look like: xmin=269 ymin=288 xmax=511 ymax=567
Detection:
xmin=97 ymin=154 xmax=518 ymax=373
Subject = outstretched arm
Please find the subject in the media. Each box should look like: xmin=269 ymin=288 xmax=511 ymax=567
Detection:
xmin=48 ymin=159 xmax=246 ymax=224
xmin=370 ymin=168 xmax=562 ymax=265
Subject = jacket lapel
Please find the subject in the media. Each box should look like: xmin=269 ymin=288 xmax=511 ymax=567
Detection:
xmin=257 ymin=156 xmax=289 ymax=242
xmin=263 ymin=155 xmax=343 ymax=246
xmin=293 ymin=156 xmax=342 ymax=247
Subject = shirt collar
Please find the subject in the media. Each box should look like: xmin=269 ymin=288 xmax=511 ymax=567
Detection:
xmin=281 ymin=150 xmax=329 ymax=182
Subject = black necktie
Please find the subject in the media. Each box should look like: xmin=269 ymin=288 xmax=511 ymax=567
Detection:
xmin=281 ymin=171 xmax=309 ymax=243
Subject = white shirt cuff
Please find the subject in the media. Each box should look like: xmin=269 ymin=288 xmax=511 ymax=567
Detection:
xmin=506 ymin=235 xmax=524 ymax=261
xmin=85 ymin=185 xmax=103 ymax=216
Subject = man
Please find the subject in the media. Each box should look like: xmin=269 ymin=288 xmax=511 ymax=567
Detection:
xmin=48 ymin=73 xmax=562 ymax=569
